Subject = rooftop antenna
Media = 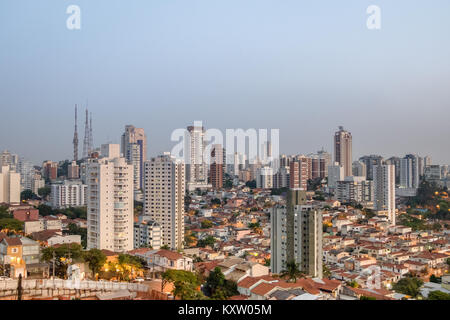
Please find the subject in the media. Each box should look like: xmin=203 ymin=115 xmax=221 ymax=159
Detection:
xmin=89 ymin=112 xmax=94 ymax=155
xmin=73 ymin=104 xmax=79 ymax=161
xmin=83 ymin=108 xmax=89 ymax=159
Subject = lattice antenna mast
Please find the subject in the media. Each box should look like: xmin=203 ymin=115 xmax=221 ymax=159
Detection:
xmin=83 ymin=108 xmax=89 ymax=159
xmin=73 ymin=104 xmax=79 ymax=161
xmin=89 ymin=112 xmax=94 ymax=155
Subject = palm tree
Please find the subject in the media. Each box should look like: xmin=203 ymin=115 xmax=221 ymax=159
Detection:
xmin=280 ymin=260 xmax=306 ymax=283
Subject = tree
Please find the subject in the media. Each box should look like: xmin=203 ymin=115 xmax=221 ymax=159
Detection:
xmin=280 ymin=260 xmax=305 ymax=283
xmin=41 ymin=243 xmax=84 ymax=278
xmin=161 ymin=244 xmax=170 ymax=250
xmin=211 ymin=198 xmax=221 ymax=205
xmin=392 ymin=275 xmax=423 ymax=297
xmin=197 ymin=236 xmax=216 ymax=248
xmin=347 ymin=280 xmax=359 ymax=288
xmin=20 ymin=189 xmax=35 ymax=201
xmin=161 ymin=269 xmax=206 ymax=300
xmin=38 ymin=186 xmax=51 ymax=198
xmin=36 ymin=204 xmax=53 ymax=217
xmin=0 ymin=206 xmax=9 ymax=219
xmin=204 ymin=267 xmax=239 ymax=300
xmin=245 ymin=180 xmax=256 ymax=189
xmin=201 ymin=220 xmax=213 ymax=229
xmin=0 ymin=218 xmax=24 ymax=233
xmin=323 ymin=265 xmax=331 ymax=278
xmin=66 ymin=223 xmax=87 ymax=248
xmin=248 ymin=221 xmax=261 ymax=234
xmin=83 ymin=249 xmax=106 ymax=278
xmin=427 ymin=290 xmax=450 ymax=300
xmin=429 ymin=274 xmax=441 ymax=284
xmin=360 ymin=296 xmax=376 ymax=300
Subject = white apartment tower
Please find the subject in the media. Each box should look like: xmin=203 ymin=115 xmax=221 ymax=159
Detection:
xmin=0 ymin=165 xmax=21 ymax=204
xmin=86 ymin=144 xmax=134 ymax=252
xmin=50 ymin=180 xmax=87 ymax=209
xmin=144 ymin=153 xmax=185 ymax=251
xmin=186 ymin=123 xmax=207 ymax=184
xmin=373 ymin=164 xmax=396 ymax=225
xmin=400 ymin=154 xmax=420 ymax=189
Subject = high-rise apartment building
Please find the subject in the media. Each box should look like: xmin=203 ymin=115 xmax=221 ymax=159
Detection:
xmin=86 ymin=144 xmax=134 ymax=252
xmin=352 ymin=160 xmax=367 ymax=177
xmin=271 ymin=190 xmax=322 ymax=278
xmin=209 ymin=144 xmax=224 ymax=189
xmin=42 ymin=161 xmax=58 ymax=181
xmin=309 ymin=149 xmax=331 ymax=179
xmin=400 ymin=154 xmax=420 ymax=189
xmin=328 ymin=162 xmax=344 ymax=189
xmin=0 ymin=165 xmax=20 ymax=204
xmin=50 ymin=180 xmax=87 ymax=209
xmin=289 ymin=158 xmax=308 ymax=190
xmin=143 ymin=153 xmax=185 ymax=251
xmin=256 ymin=167 xmax=273 ymax=189
xmin=385 ymin=157 xmax=401 ymax=184
xmin=68 ymin=161 xmax=80 ymax=180
xmin=273 ymin=166 xmax=290 ymax=189
xmin=121 ymin=125 xmax=147 ymax=198
xmin=134 ymin=216 xmax=161 ymax=250
xmin=336 ymin=176 xmax=374 ymax=205
xmin=0 ymin=150 xmax=19 ymax=172
xmin=373 ymin=164 xmax=396 ymax=225
xmin=359 ymin=155 xmax=383 ymax=180
xmin=186 ymin=123 xmax=207 ymax=184
xmin=334 ymin=126 xmax=352 ymax=177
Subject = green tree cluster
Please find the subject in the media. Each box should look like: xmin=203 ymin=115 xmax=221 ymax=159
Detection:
xmin=204 ymin=267 xmax=239 ymax=299
xmin=392 ymin=275 xmax=423 ymax=297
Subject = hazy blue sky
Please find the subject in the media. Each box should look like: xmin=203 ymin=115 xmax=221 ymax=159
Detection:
xmin=1 ymin=0 xmax=449 ymax=165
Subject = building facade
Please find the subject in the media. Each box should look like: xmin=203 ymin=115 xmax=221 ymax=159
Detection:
xmin=86 ymin=144 xmax=134 ymax=252
xmin=143 ymin=153 xmax=185 ymax=251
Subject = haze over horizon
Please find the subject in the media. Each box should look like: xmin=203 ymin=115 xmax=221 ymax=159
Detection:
xmin=1 ymin=0 xmax=449 ymax=165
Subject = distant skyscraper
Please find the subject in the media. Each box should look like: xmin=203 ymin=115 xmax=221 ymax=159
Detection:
xmin=423 ymin=156 xmax=432 ymax=167
xmin=186 ymin=123 xmax=207 ymax=184
xmin=328 ymin=162 xmax=344 ymax=189
xmin=271 ymin=190 xmax=322 ymax=278
xmin=17 ymin=158 xmax=34 ymax=191
xmin=209 ymin=144 xmax=224 ymax=189
xmin=0 ymin=150 xmax=19 ymax=172
xmin=289 ymin=157 xmax=308 ymax=190
xmin=359 ymin=155 xmax=384 ymax=180
xmin=86 ymin=144 xmax=134 ymax=252
xmin=400 ymin=154 xmax=420 ymax=189
xmin=121 ymin=125 xmax=147 ymax=198
xmin=143 ymin=153 xmax=185 ymax=251
xmin=385 ymin=157 xmax=401 ymax=184
xmin=334 ymin=126 xmax=352 ymax=177
xmin=68 ymin=161 xmax=80 ymax=180
xmin=42 ymin=161 xmax=58 ymax=181
xmin=256 ymin=166 xmax=273 ymax=189
xmin=352 ymin=160 xmax=367 ymax=177
xmin=373 ymin=164 xmax=396 ymax=225
xmin=0 ymin=165 xmax=20 ymax=204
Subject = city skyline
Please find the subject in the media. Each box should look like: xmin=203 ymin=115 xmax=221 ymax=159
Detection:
xmin=1 ymin=1 xmax=449 ymax=164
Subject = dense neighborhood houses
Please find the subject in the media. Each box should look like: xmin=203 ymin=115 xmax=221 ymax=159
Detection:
xmin=0 ymin=124 xmax=449 ymax=301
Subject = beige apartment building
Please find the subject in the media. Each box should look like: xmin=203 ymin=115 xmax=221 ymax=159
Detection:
xmin=0 ymin=165 xmax=20 ymax=204
xmin=143 ymin=153 xmax=185 ymax=251
xmin=86 ymin=144 xmax=134 ymax=252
